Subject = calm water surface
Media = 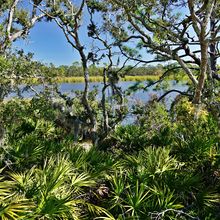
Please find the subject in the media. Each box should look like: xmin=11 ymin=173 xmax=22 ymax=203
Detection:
xmin=9 ymin=80 xmax=188 ymax=104
xmin=8 ymin=80 xmax=188 ymax=123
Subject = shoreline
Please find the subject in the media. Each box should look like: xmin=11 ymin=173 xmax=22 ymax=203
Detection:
xmin=55 ymin=75 xmax=160 ymax=83
xmin=23 ymin=75 xmax=161 ymax=84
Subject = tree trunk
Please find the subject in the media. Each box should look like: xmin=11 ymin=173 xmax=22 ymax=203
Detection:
xmin=81 ymin=60 xmax=98 ymax=144
xmin=101 ymin=68 xmax=109 ymax=135
xmin=209 ymin=14 xmax=219 ymax=81
xmin=193 ymin=28 xmax=208 ymax=104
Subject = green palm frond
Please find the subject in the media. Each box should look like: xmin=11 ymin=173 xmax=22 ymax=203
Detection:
xmin=108 ymin=170 xmax=126 ymax=212
xmin=36 ymin=195 xmax=83 ymax=220
xmin=0 ymin=178 xmax=14 ymax=201
xmin=36 ymin=155 xmax=72 ymax=196
xmin=71 ymin=172 xmax=96 ymax=193
xmin=86 ymin=202 xmax=114 ymax=219
xmin=144 ymin=147 xmax=183 ymax=177
xmin=148 ymin=183 xmax=183 ymax=210
xmin=204 ymin=193 xmax=220 ymax=207
xmin=0 ymin=170 xmax=35 ymax=219
xmin=124 ymin=181 xmax=149 ymax=217
xmin=31 ymin=155 xmax=98 ymax=219
xmin=9 ymin=165 xmax=35 ymax=188
xmin=68 ymin=144 xmax=88 ymax=170
xmin=0 ymin=198 xmax=34 ymax=220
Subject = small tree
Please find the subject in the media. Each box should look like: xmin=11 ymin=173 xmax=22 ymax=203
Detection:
xmin=33 ymin=0 xmax=131 ymax=142
xmin=94 ymin=0 xmax=220 ymax=104
xmin=0 ymin=0 xmax=45 ymax=53
xmin=87 ymin=3 xmax=130 ymax=135
xmin=32 ymin=0 xmax=99 ymax=142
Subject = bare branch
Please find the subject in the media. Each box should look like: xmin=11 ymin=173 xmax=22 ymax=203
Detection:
xmin=144 ymin=66 xmax=183 ymax=90
xmin=174 ymin=54 xmax=198 ymax=86
xmin=157 ymin=89 xmax=192 ymax=102
xmin=188 ymin=0 xmax=201 ymax=36
xmin=150 ymin=208 xmax=200 ymax=220
xmin=7 ymin=0 xmax=20 ymax=37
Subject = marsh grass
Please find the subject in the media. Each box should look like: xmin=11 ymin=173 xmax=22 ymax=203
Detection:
xmin=20 ymin=72 xmax=192 ymax=85
xmin=53 ymin=75 xmax=161 ymax=83
xmin=23 ymin=75 xmax=161 ymax=84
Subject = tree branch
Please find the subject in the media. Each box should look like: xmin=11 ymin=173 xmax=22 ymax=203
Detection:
xmin=157 ymin=89 xmax=192 ymax=102
xmin=150 ymin=208 xmax=200 ymax=220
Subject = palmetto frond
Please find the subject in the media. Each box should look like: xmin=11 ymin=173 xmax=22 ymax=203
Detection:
xmin=86 ymin=202 xmax=114 ymax=219
xmin=0 ymin=198 xmax=34 ymax=220
xmin=124 ymin=180 xmax=149 ymax=217
xmin=148 ymin=183 xmax=183 ymax=210
xmin=0 ymin=174 xmax=34 ymax=219
xmin=71 ymin=172 xmax=96 ymax=193
xmin=35 ymin=196 xmax=83 ymax=220
xmin=143 ymin=147 xmax=184 ymax=177
xmin=9 ymin=166 xmax=36 ymax=194
xmin=0 ymin=177 xmax=13 ymax=201
xmin=68 ymin=145 xmax=119 ymax=178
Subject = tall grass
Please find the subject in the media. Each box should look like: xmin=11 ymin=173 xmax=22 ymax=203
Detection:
xmin=21 ymin=73 xmax=191 ymax=85
xmin=122 ymin=75 xmax=159 ymax=81
xmin=54 ymin=76 xmax=104 ymax=83
xmin=57 ymin=75 xmax=161 ymax=83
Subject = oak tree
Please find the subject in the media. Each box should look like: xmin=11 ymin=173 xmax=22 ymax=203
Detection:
xmin=93 ymin=0 xmax=220 ymax=104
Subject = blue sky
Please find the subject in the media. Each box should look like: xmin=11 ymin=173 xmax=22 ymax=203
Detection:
xmin=13 ymin=0 xmax=90 ymax=66
xmin=13 ymin=12 xmax=130 ymax=67
xmin=13 ymin=4 xmax=109 ymax=67
xmin=13 ymin=0 xmax=106 ymax=67
xmin=12 ymin=2 xmax=190 ymax=67
xmin=14 ymin=20 xmax=82 ymax=66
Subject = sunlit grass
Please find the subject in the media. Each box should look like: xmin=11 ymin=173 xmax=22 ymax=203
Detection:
xmin=53 ymin=75 xmax=161 ymax=83
xmin=19 ymin=74 xmax=191 ymax=85
xmin=122 ymin=75 xmax=160 ymax=81
xmin=54 ymin=76 xmax=103 ymax=83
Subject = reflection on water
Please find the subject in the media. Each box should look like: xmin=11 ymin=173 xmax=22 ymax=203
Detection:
xmin=8 ymin=80 xmax=188 ymax=123
xmin=8 ymin=80 xmax=188 ymax=124
xmin=8 ymin=80 xmax=188 ymax=102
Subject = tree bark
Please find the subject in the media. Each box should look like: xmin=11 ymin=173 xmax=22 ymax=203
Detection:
xmin=193 ymin=0 xmax=215 ymax=103
xmin=81 ymin=57 xmax=98 ymax=144
xmin=101 ymin=68 xmax=110 ymax=135
xmin=193 ymin=32 xmax=208 ymax=104
xmin=209 ymin=11 xmax=218 ymax=81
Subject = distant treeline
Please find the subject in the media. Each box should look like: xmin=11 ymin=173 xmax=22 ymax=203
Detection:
xmin=0 ymin=52 xmax=187 ymax=80
xmin=46 ymin=62 xmax=165 ymax=77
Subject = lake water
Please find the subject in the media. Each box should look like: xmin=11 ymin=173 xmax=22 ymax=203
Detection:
xmin=8 ymin=80 xmax=188 ymax=124
xmin=9 ymin=80 xmax=188 ymax=103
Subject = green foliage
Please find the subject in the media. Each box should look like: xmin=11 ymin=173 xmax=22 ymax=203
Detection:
xmin=0 ymin=87 xmax=220 ymax=220
xmin=0 ymin=155 xmax=107 ymax=219
xmin=107 ymin=101 xmax=173 ymax=153
xmin=172 ymin=98 xmax=220 ymax=166
xmin=95 ymin=98 xmax=220 ymax=219
xmin=110 ymin=125 xmax=148 ymax=152
xmin=101 ymin=147 xmax=184 ymax=219
xmin=0 ymin=0 xmax=220 ymax=218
